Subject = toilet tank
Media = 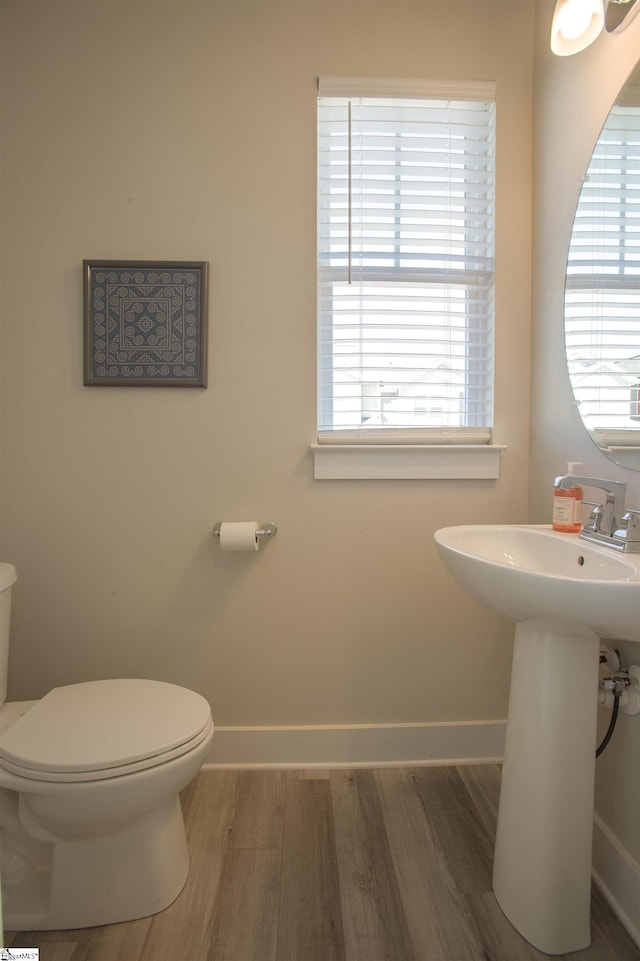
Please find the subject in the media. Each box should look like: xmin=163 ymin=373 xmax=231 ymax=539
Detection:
xmin=0 ymin=563 xmax=18 ymax=708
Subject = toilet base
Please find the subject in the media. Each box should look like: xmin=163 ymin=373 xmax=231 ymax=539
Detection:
xmin=2 ymin=796 xmax=190 ymax=930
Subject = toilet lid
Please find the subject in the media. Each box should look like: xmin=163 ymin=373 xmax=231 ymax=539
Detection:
xmin=0 ymin=679 xmax=212 ymax=781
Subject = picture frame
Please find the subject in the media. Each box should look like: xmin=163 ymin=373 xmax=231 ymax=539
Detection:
xmin=83 ymin=260 xmax=208 ymax=387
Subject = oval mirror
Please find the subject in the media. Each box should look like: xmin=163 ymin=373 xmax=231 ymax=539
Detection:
xmin=564 ymin=60 xmax=640 ymax=471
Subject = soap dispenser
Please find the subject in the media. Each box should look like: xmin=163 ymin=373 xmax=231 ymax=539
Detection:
xmin=552 ymin=462 xmax=583 ymax=533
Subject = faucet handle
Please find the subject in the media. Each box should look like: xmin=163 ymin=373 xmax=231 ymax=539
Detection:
xmin=623 ymin=509 xmax=640 ymax=534
xmin=583 ymin=502 xmax=603 ymax=533
xmin=613 ymin=509 xmax=640 ymax=548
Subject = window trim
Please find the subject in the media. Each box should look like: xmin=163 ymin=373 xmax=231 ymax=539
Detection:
xmin=310 ymin=443 xmax=506 ymax=480
xmin=315 ymin=76 xmax=503 ymax=479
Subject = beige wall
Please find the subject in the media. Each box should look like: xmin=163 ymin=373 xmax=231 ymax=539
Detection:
xmin=531 ymin=0 xmax=640 ymax=876
xmin=0 ymin=1 xmax=533 ymax=735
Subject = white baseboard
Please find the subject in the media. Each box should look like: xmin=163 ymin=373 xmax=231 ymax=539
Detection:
xmin=592 ymin=814 xmax=640 ymax=949
xmin=202 ymin=720 xmax=506 ymax=770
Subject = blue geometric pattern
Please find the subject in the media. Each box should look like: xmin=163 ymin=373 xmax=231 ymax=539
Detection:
xmin=84 ymin=261 xmax=208 ymax=386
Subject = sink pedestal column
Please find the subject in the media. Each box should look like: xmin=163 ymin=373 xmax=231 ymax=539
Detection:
xmin=492 ymin=617 xmax=600 ymax=955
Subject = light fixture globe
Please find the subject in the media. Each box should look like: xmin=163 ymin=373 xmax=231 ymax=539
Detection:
xmin=551 ymin=0 xmax=605 ymax=55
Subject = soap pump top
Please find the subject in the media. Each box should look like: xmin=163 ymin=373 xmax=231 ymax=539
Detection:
xmin=552 ymin=461 xmax=583 ymax=533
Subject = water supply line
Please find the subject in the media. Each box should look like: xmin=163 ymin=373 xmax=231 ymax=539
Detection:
xmin=596 ymin=677 xmax=624 ymax=758
xmin=596 ymin=648 xmax=640 ymax=756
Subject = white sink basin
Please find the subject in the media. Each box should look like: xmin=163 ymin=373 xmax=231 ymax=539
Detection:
xmin=434 ymin=524 xmax=640 ymax=642
xmin=433 ymin=523 xmax=640 ymax=954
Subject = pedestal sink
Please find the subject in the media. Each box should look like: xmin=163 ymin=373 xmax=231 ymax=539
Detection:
xmin=434 ymin=525 xmax=640 ymax=955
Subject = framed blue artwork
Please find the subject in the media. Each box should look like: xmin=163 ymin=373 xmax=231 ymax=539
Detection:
xmin=83 ymin=260 xmax=208 ymax=387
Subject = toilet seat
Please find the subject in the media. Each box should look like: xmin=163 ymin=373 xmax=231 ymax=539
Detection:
xmin=0 ymin=679 xmax=213 ymax=783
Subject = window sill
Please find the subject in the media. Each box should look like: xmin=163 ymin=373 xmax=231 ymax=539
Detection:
xmin=310 ymin=444 xmax=507 ymax=480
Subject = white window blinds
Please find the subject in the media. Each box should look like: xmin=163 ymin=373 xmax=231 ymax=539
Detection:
xmin=317 ymin=77 xmax=496 ymax=444
xmin=565 ymin=101 xmax=640 ymax=448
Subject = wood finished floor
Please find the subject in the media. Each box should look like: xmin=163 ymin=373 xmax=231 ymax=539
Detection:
xmin=5 ymin=765 xmax=640 ymax=961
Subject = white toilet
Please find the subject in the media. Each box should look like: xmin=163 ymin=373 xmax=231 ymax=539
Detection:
xmin=0 ymin=562 xmax=214 ymax=931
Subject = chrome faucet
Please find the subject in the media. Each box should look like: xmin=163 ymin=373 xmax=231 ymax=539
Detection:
xmin=553 ymin=475 xmax=639 ymax=552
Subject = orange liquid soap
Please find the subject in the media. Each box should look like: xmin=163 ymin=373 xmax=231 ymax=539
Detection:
xmin=552 ymin=463 xmax=583 ymax=533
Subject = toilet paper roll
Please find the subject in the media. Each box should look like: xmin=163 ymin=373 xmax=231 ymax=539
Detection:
xmin=218 ymin=521 xmax=260 ymax=552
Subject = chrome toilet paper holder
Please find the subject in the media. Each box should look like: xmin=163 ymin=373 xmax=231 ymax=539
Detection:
xmin=212 ymin=521 xmax=278 ymax=540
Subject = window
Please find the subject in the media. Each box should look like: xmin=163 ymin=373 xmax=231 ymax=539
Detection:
xmin=317 ymin=77 xmax=496 ymax=447
xmin=564 ymin=99 xmax=640 ymax=446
